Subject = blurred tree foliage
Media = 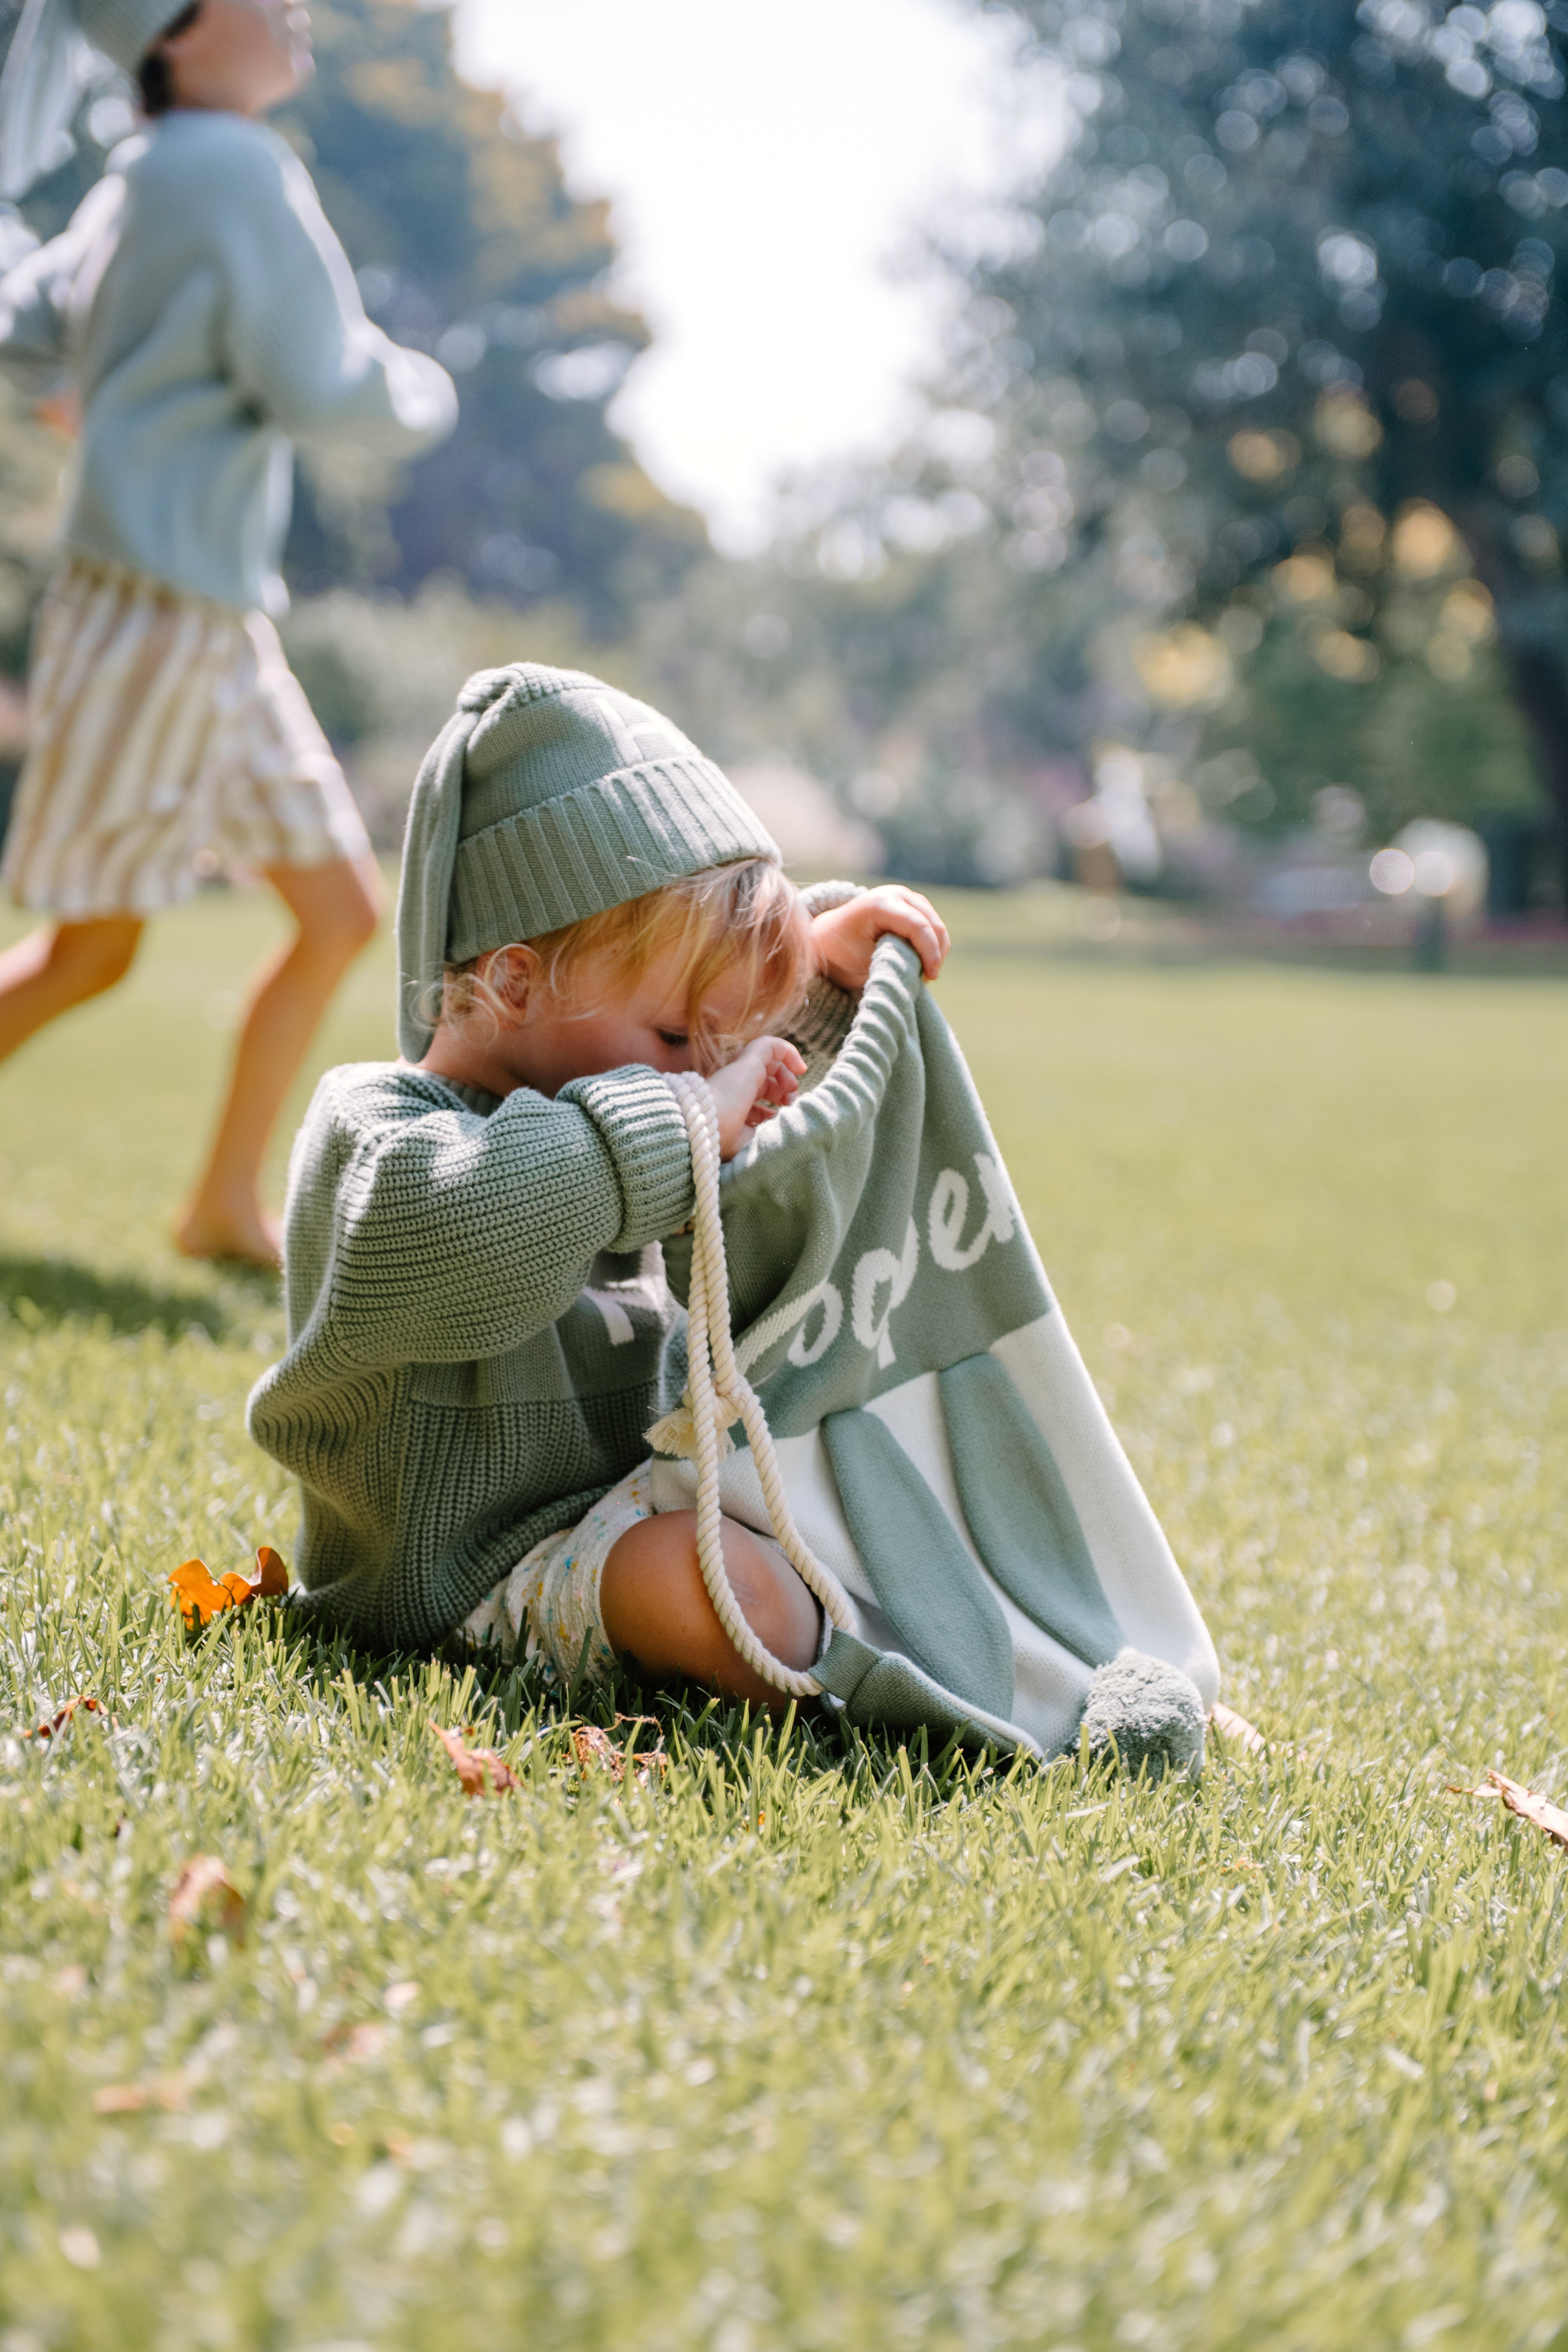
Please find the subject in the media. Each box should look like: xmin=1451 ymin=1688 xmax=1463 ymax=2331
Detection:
xmin=0 ymin=0 xmax=703 ymax=643
xmin=657 ymin=0 xmax=1568 ymax=884
xmin=278 ymin=0 xmax=704 ymax=625
xmin=634 ymin=514 xmax=1090 ymax=887
xmin=923 ymin=0 xmax=1566 ymax=846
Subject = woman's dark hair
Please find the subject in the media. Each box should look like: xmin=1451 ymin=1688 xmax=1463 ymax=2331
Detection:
xmin=136 ymin=2 xmax=202 ymax=117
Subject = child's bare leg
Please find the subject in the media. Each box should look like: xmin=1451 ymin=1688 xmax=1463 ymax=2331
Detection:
xmin=600 ymin=1510 xmax=822 ymax=1714
xmin=176 ymin=854 xmax=381 ymax=1266
xmin=0 ymin=916 xmax=144 ymax=1060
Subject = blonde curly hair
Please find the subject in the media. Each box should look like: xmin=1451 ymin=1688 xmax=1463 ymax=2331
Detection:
xmin=438 ymin=857 xmax=809 ymax=1073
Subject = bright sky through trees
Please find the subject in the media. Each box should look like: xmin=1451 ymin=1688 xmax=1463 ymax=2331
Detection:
xmin=450 ymin=0 xmax=1059 ymax=550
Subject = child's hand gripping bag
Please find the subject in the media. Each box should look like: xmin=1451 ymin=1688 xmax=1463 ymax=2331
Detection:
xmin=650 ymin=932 xmax=1221 ymax=1775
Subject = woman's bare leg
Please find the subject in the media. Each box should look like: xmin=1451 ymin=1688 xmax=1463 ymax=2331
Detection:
xmin=175 ymin=854 xmax=381 ymax=1266
xmin=600 ymin=1509 xmax=822 ymax=1714
xmin=0 ymin=916 xmax=144 ymax=1061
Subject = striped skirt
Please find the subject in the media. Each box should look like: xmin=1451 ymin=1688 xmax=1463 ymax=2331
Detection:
xmin=2 ymin=554 xmax=371 ymax=919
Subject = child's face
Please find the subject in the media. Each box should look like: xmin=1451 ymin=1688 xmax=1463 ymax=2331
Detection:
xmin=160 ymin=0 xmax=313 ymax=117
xmin=429 ymin=943 xmax=762 ymax=1103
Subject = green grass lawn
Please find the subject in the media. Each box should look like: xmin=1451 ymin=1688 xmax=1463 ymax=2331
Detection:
xmin=2 ymin=886 xmax=1566 ymax=2352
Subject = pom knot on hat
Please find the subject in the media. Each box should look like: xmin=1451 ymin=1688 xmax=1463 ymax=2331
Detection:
xmin=394 ymin=663 xmax=780 ymax=1064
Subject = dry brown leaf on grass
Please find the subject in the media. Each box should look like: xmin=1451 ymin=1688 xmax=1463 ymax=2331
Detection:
xmin=433 ymin=1722 xmax=521 ymax=1796
xmin=319 ymin=2019 xmax=389 ymax=2063
xmin=1209 ymin=1702 xmax=1267 ymax=1757
xmin=24 ymin=1695 xmax=106 ymax=1740
xmin=167 ymin=1855 xmax=246 ymax=1946
xmin=168 ymin=1545 xmax=290 ymax=1631
xmin=92 ymin=2078 xmax=189 ymax=2116
xmin=571 ymin=1715 xmax=669 ymax=1786
xmin=92 ymin=2084 xmax=149 ymax=2114
xmin=1489 ymin=1770 xmax=1568 ymax=1851
xmin=571 ymin=1724 xmax=620 ymax=1776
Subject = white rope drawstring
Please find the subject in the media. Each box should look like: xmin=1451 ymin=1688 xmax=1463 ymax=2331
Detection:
xmin=647 ymin=1071 xmax=856 ymax=1697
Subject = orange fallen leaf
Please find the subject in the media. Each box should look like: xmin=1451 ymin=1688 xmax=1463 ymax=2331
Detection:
xmin=433 ymin=1723 xmax=520 ymax=1796
xmin=168 ymin=1854 xmax=246 ymax=1946
xmin=168 ymin=1560 xmax=237 ymax=1628
xmin=1489 ymin=1770 xmax=1568 ymax=1852
xmin=172 ymin=1561 xmax=256 ymax=1625
xmin=253 ymin=1545 xmax=290 ymax=1598
xmin=168 ymin=1546 xmax=290 ymax=1630
xmin=25 ymin=1695 xmax=103 ymax=1740
xmin=1209 ymin=1702 xmax=1267 ymax=1757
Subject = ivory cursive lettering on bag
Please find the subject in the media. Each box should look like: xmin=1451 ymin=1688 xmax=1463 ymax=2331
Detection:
xmin=929 ymin=1153 xmax=1016 ymax=1272
xmin=851 ymin=1217 xmax=920 ymax=1368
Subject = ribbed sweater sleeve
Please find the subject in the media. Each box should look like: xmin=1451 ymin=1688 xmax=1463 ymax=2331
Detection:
xmin=215 ymin=131 xmax=456 ymax=453
xmin=301 ymin=1064 xmax=691 ymax=1368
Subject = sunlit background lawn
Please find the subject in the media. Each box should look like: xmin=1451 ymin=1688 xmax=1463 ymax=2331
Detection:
xmin=2 ymin=886 xmax=1566 ymax=2351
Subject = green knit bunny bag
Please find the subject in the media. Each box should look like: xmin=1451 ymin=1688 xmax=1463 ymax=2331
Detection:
xmin=649 ymin=933 xmax=1221 ymax=1774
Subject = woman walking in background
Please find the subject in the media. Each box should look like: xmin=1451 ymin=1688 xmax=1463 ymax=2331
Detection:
xmin=0 ymin=0 xmax=456 ymax=1264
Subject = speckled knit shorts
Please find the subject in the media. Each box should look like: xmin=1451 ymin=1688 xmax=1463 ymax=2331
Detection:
xmin=462 ymin=1462 xmax=655 ymax=1689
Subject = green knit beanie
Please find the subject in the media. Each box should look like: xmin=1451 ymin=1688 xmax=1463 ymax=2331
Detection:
xmin=394 ymin=663 xmax=780 ymax=1063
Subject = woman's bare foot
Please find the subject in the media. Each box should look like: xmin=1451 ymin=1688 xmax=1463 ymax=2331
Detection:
xmin=173 ymin=1202 xmax=283 ymax=1269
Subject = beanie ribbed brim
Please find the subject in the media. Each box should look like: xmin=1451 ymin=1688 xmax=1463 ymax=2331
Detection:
xmin=449 ymin=756 xmax=776 ymax=962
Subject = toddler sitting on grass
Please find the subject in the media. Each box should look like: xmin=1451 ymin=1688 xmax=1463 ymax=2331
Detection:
xmin=248 ymin=662 xmax=946 ymax=1704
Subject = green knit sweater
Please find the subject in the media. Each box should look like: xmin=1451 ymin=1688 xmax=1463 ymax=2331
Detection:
xmin=247 ymin=1059 xmax=696 ymax=1651
xmin=247 ymin=985 xmax=855 ymax=1652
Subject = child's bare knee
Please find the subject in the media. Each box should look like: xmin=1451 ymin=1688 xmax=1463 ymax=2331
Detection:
xmin=601 ymin=1509 xmax=818 ymax=1684
xmin=720 ymin=1529 xmax=819 ymax=1670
